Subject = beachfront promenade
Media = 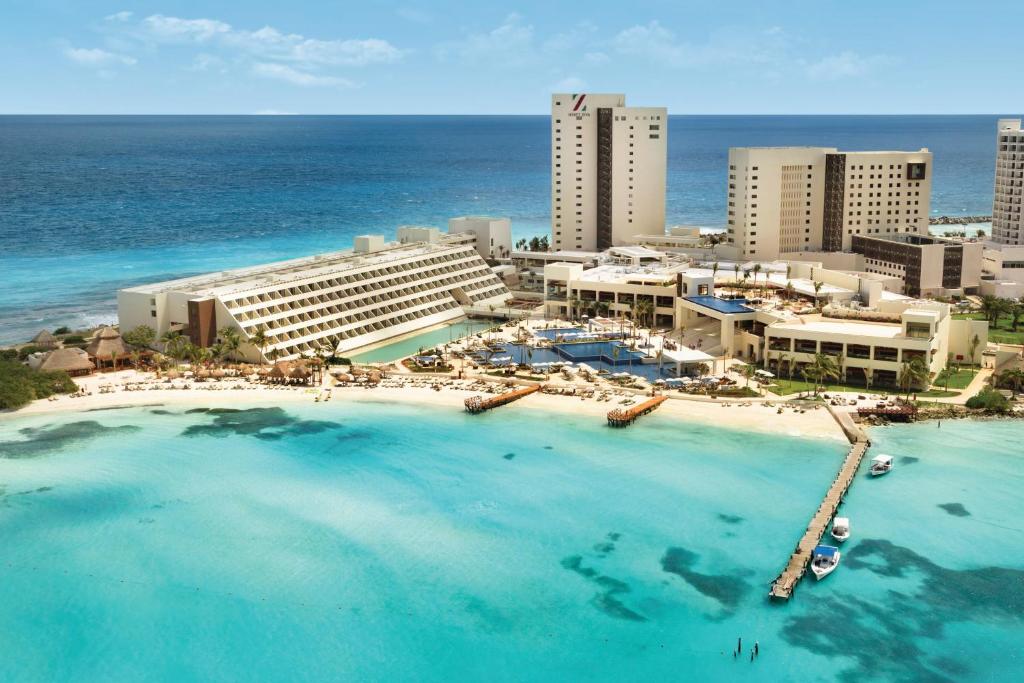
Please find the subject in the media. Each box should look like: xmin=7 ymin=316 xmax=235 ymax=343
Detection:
xmin=769 ymin=407 xmax=869 ymax=601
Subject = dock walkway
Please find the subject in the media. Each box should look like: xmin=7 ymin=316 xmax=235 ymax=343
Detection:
xmin=607 ymin=395 xmax=667 ymax=427
xmin=464 ymin=384 xmax=540 ymax=414
xmin=768 ymin=418 xmax=870 ymax=601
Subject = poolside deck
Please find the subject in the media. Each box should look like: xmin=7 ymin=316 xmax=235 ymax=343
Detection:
xmin=464 ymin=384 xmax=540 ymax=414
xmin=607 ymin=395 xmax=668 ymax=427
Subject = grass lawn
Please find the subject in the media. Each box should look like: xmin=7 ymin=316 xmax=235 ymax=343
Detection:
xmin=916 ymin=389 xmax=961 ymax=398
xmin=763 ymin=376 xmax=886 ymax=396
xmin=933 ymin=366 xmax=977 ymax=390
xmin=952 ymin=312 xmax=1024 ymax=344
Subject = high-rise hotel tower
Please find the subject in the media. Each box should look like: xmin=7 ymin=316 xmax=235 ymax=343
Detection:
xmin=726 ymin=146 xmax=931 ymax=261
xmin=550 ymin=94 xmax=667 ymax=251
xmin=992 ymin=118 xmax=1024 ymax=246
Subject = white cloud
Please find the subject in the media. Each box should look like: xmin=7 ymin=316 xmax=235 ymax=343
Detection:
xmin=805 ymin=51 xmax=887 ymax=81
xmin=612 ymin=21 xmax=787 ymax=69
xmin=142 ymin=14 xmax=232 ymax=42
xmin=189 ymin=53 xmax=227 ymax=72
xmin=252 ymin=62 xmax=354 ymax=87
xmin=583 ymin=51 xmax=609 ymax=66
xmin=396 ymin=7 xmax=431 ymax=24
xmin=435 ymin=14 xmax=535 ymax=67
xmin=550 ymin=76 xmax=587 ymax=92
xmin=105 ymin=11 xmax=133 ymax=22
xmin=134 ymin=15 xmax=404 ymax=67
xmin=64 ymin=46 xmax=137 ymax=67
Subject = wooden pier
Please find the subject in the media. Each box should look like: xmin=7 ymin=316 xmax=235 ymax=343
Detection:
xmin=464 ymin=384 xmax=540 ymax=414
xmin=768 ymin=435 xmax=870 ymax=601
xmin=856 ymin=404 xmax=917 ymax=421
xmin=607 ymin=395 xmax=668 ymax=427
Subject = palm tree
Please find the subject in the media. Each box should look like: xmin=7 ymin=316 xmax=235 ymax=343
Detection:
xmin=812 ymin=281 xmax=824 ymax=306
xmin=784 ymin=281 xmax=795 ymax=301
xmin=565 ymin=294 xmax=578 ymax=322
xmin=752 ymin=263 xmax=763 ymax=296
xmin=216 ymin=326 xmax=241 ymax=362
xmin=110 ymin=349 xmax=119 ymax=371
xmin=733 ymin=264 xmax=741 ymax=285
xmin=740 ymin=363 xmax=756 ymax=388
xmin=997 ymin=368 xmax=1024 ymax=393
xmin=861 ymin=366 xmax=873 ymax=391
xmin=969 ymin=333 xmax=981 ymax=368
xmin=979 ymin=295 xmax=1000 ymax=325
xmin=806 ymin=353 xmax=840 ymax=395
xmin=935 ymin=367 xmax=955 ymax=392
xmin=250 ymin=327 xmax=269 ymax=362
xmin=898 ymin=357 xmax=930 ymax=398
xmin=711 ymin=262 xmax=719 ymax=282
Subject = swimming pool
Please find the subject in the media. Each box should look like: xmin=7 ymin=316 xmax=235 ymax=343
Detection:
xmin=498 ymin=342 xmax=675 ymax=381
xmin=350 ymin=318 xmax=498 ymax=363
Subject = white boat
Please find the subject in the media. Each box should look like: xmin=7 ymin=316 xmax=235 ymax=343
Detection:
xmin=870 ymin=454 xmax=894 ymax=477
xmin=830 ymin=517 xmax=850 ymax=543
xmin=810 ymin=545 xmax=841 ymax=580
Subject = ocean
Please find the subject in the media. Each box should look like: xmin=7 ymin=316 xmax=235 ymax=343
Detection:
xmin=0 ymin=114 xmax=1004 ymax=344
xmin=0 ymin=402 xmax=1020 ymax=681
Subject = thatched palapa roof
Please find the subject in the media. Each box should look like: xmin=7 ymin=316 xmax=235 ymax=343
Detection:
xmin=31 ymin=329 xmax=58 ymax=348
xmin=86 ymin=327 xmax=129 ymax=360
xmin=38 ymin=347 xmax=94 ymax=373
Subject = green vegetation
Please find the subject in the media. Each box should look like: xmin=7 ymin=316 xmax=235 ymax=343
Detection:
xmin=122 ymin=325 xmax=156 ymax=350
xmin=964 ymin=387 xmax=1012 ymax=414
xmin=933 ymin=366 xmax=977 ymax=390
xmin=953 ymin=295 xmax=1024 ymax=344
xmin=915 ymin=389 xmax=961 ymax=398
xmin=62 ymin=335 xmax=86 ymax=345
xmin=995 ymin=368 xmax=1024 ymax=393
xmin=53 ymin=326 xmax=71 ymax=335
xmin=0 ymin=359 xmax=77 ymax=410
xmin=766 ymin=376 xmax=878 ymax=397
xmin=15 ymin=345 xmax=51 ymax=361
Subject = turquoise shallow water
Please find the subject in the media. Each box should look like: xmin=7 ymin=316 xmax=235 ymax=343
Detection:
xmin=0 ymin=404 xmax=1021 ymax=682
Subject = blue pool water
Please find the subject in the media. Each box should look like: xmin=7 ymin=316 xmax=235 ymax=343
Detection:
xmin=684 ymin=296 xmax=755 ymax=314
xmin=348 ymin=318 xmax=497 ymax=363
xmin=499 ymin=341 xmax=672 ymax=380
xmin=0 ymin=404 xmax=1021 ymax=680
xmin=0 ymin=115 xmax=1009 ymax=344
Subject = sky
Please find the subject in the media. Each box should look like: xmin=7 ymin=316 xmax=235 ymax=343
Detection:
xmin=2 ymin=0 xmax=1023 ymax=114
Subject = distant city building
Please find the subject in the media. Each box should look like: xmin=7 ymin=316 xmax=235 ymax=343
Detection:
xmin=992 ymin=118 xmax=1024 ymax=246
xmin=118 ymin=237 xmax=510 ymax=362
xmin=550 ymin=93 xmax=667 ymax=252
xmin=851 ymin=234 xmax=982 ymax=297
xmin=726 ymin=147 xmax=932 ymax=261
xmin=447 ymin=216 xmax=512 ymax=260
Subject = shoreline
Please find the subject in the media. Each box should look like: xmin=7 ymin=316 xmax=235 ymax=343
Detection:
xmin=1 ymin=376 xmax=846 ymax=443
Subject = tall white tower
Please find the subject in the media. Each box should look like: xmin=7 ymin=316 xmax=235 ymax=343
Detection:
xmin=992 ymin=118 xmax=1024 ymax=246
xmin=550 ymin=94 xmax=667 ymax=251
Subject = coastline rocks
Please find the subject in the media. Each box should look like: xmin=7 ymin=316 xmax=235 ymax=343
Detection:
xmin=929 ymin=215 xmax=991 ymax=225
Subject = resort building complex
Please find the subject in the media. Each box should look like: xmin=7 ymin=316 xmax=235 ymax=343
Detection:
xmin=550 ymin=93 xmax=667 ymax=252
xmin=725 ymin=146 xmax=932 ymax=261
xmin=850 ymin=233 xmax=983 ymax=298
xmin=118 ymin=232 xmax=511 ymax=362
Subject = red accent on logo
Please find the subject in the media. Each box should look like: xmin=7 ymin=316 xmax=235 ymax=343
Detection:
xmin=572 ymin=94 xmax=586 ymax=112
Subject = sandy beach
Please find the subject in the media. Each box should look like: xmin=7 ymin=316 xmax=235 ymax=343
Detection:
xmin=3 ymin=368 xmax=846 ymax=442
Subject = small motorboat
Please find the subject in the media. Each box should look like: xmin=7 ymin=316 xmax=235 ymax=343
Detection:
xmin=810 ymin=545 xmax=841 ymax=580
xmin=870 ymin=454 xmax=894 ymax=477
xmin=830 ymin=517 xmax=850 ymax=543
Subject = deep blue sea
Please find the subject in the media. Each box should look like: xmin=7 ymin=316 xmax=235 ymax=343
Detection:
xmin=0 ymin=115 xmax=1005 ymax=344
xmin=0 ymin=402 xmax=1021 ymax=681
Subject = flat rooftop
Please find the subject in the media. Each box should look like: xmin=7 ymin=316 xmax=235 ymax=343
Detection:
xmin=683 ymin=296 xmax=754 ymax=314
xmin=123 ymin=240 xmax=463 ymax=297
xmin=574 ymin=264 xmax=685 ymax=284
xmin=769 ymin=318 xmax=903 ymax=338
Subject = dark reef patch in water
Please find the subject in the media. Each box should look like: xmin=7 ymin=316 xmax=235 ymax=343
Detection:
xmin=937 ymin=502 xmax=970 ymax=517
xmin=660 ymin=547 xmax=750 ymax=612
xmin=180 ymin=407 xmax=342 ymax=440
xmin=150 ymin=409 xmax=174 ymax=415
xmin=561 ymin=555 xmax=646 ymax=622
xmin=184 ymin=408 xmax=212 ymax=414
xmin=782 ymin=538 xmax=1024 ymax=682
xmin=717 ymin=513 xmax=744 ymax=525
xmin=900 ymin=455 xmax=920 ymax=465
xmin=543 ymin=445 xmax=553 ymax=450
xmin=0 ymin=421 xmax=141 ymax=459
xmin=502 ymin=452 xmax=516 ymax=460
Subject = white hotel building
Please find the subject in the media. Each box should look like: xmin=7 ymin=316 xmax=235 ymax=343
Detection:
xmin=118 ymin=235 xmax=510 ymax=362
xmin=726 ymin=147 xmax=932 ymax=261
xmin=992 ymin=118 xmax=1024 ymax=246
xmin=551 ymin=94 xmax=667 ymax=252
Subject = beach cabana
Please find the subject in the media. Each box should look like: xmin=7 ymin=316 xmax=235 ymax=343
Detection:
xmin=30 ymin=329 xmax=58 ymax=349
xmin=37 ymin=347 xmax=94 ymax=377
xmin=86 ymin=327 xmax=129 ymax=370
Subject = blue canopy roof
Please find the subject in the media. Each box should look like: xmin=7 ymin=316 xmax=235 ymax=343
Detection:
xmin=813 ymin=545 xmax=839 ymax=557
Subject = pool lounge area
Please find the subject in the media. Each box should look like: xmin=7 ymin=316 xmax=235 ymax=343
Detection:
xmin=487 ymin=341 xmax=675 ymax=381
